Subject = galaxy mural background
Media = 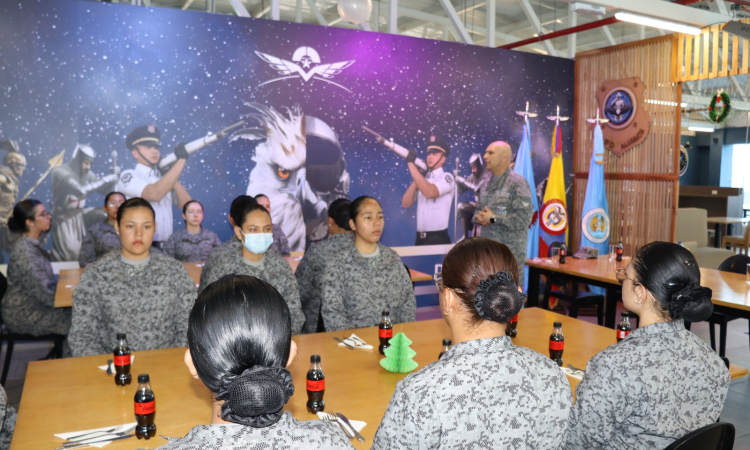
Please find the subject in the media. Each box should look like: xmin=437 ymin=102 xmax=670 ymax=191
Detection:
xmin=0 ymin=0 xmax=574 ymax=272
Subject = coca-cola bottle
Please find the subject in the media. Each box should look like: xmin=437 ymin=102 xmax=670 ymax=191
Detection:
xmin=549 ymin=322 xmax=564 ymax=367
xmin=306 ymin=355 xmax=325 ymax=413
xmin=559 ymin=244 xmax=567 ymax=264
xmin=378 ymin=309 xmax=393 ymax=355
xmin=617 ymin=312 xmax=632 ymax=342
xmin=134 ymin=374 xmax=156 ymax=440
xmin=438 ymin=338 xmax=452 ymax=359
xmin=506 ymin=314 xmax=519 ymax=338
xmin=113 ymin=333 xmax=131 ymax=386
xmin=616 ymin=240 xmax=624 ymax=262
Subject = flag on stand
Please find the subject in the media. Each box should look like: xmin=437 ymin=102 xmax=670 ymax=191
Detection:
xmin=579 ymin=121 xmax=610 ymax=255
xmin=539 ymin=121 xmax=568 ymax=258
xmin=513 ymin=120 xmax=539 ymax=293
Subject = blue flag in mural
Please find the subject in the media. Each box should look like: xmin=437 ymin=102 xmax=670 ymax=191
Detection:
xmin=580 ymin=122 xmax=610 ymax=254
xmin=513 ymin=120 xmax=538 ymax=292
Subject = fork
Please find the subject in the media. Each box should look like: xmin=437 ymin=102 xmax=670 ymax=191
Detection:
xmin=64 ymin=424 xmax=128 ymax=442
xmin=323 ymin=413 xmax=353 ymax=439
xmin=63 ymin=426 xmax=136 ymax=447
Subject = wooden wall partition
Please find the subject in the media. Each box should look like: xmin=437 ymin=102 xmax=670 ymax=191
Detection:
xmin=573 ymin=36 xmax=681 ymax=256
xmin=672 ymin=18 xmax=750 ymax=82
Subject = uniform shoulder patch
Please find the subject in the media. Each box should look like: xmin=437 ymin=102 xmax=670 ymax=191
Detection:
xmin=121 ymin=172 xmax=133 ymax=184
xmin=445 ymin=174 xmax=453 ymax=184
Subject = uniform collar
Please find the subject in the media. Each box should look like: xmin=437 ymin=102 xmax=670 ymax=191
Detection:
xmin=623 ymin=319 xmax=685 ymax=341
xmin=440 ymin=336 xmax=513 ymax=360
xmin=428 ymin=166 xmax=445 ymax=176
xmin=135 ymin=163 xmax=160 ymax=177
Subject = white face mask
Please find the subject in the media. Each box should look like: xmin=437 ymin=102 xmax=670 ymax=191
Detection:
xmin=241 ymin=231 xmax=273 ymax=254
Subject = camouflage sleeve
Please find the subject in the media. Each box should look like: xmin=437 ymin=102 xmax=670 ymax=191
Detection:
xmin=162 ymin=233 xmax=177 ymax=259
xmin=172 ymin=265 xmax=197 ymax=347
xmin=0 ymin=386 xmax=16 ymax=450
xmin=495 ymin=177 xmax=533 ymax=232
xmin=278 ymin=230 xmax=291 ymax=257
xmin=371 ymin=381 xmax=439 ymax=450
xmin=395 ymin=263 xmax=416 ymax=324
xmin=319 ymin=263 xmax=349 ymax=332
xmin=274 ymin=260 xmax=304 ymax=334
xmin=295 ymin=248 xmax=320 ymax=333
xmin=209 ymin=231 xmax=222 ymax=253
xmin=198 ymin=254 xmax=218 ymax=295
xmin=78 ymin=231 xmax=96 ymax=268
xmin=473 ymin=190 xmax=487 ymax=225
xmin=69 ymin=267 xmax=105 ymax=356
xmin=21 ymin=244 xmax=56 ymax=308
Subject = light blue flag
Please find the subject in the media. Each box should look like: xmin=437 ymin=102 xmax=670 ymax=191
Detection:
xmin=513 ymin=121 xmax=539 ymax=293
xmin=580 ymin=122 xmax=610 ymax=255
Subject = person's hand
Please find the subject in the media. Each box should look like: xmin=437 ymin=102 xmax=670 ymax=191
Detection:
xmin=175 ymin=142 xmax=189 ymax=161
xmin=476 ymin=207 xmax=494 ymax=226
xmin=405 ymin=148 xmax=417 ymax=164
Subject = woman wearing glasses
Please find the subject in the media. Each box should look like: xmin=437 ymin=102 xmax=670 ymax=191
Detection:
xmin=79 ymin=192 xmax=126 ymax=267
xmin=3 ymin=199 xmax=72 ymax=336
xmin=372 ymin=237 xmax=572 ymax=449
xmin=319 ymin=196 xmax=415 ymax=331
xmin=564 ymin=242 xmax=729 ymax=450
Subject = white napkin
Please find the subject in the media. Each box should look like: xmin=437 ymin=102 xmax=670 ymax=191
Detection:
xmin=316 ymin=412 xmax=366 ymax=433
xmin=54 ymin=422 xmax=137 ymax=448
xmin=560 ymin=366 xmax=584 ymax=381
xmin=337 ymin=334 xmax=373 ymax=350
xmin=98 ymin=355 xmax=135 ymax=372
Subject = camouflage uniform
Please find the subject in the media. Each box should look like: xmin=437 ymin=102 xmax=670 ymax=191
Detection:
xmin=372 ymin=336 xmax=572 ymax=450
xmin=2 ymin=236 xmax=71 ymax=335
xmin=199 ymin=248 xmax=304 ymax=334
xmin=156 ymin=411 xmax=354 ymax=450
xmin=163 ymin=227 xmax=221 ymax=262
xmin=78 ymin=220 xmax=120 ymax=267
xmin=0 ymin=385 xmax=16 ymax=450
xmin=564 ymin=320 xmax=729 ymax=450
xmin=319 ymin=239 xmax=415 ymax=332
xmin=295 ymin=232 xmax=353 ymax=333
xmin=270 ymin=224 xmax=291 ymax=257
xmin=475 ymin=168 xmax=533 ymax=285
xmin=68 ymin=251 xmax=197 ymax=357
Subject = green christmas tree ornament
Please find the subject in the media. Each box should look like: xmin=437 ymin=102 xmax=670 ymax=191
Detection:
xmin=379 ymin=332 xmax=419 ymax=373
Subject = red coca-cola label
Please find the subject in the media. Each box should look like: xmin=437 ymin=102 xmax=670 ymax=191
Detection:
xmin=134 ymin=400 xmax=155 ymax=415
xmin=306 ymin=379 xmax=325 ymax=392
xmin=378 ymin=328 xmax=393 ymax=339
xmin=617 ymin=330 xmax=630 ymax=339
xmin=509 ymin=314 xmax=519 ymax=323
xmin=114 ymin=355 xmax=131 ymax=366
xmin=549 ymin=340 xmax=564 ymax=351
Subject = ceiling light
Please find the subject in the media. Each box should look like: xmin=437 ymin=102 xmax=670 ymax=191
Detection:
xmin=687 ymin=125 xmax=715 ymax=133
xmin=615 ymin=12 xmax=701 ymax=35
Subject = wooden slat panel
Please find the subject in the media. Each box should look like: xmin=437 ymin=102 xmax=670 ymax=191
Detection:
xmin=721 ymin=29 xmax=729 ymax=77
xmin=690 ymin=34 xmax=701 ymax=81
xmin=701 ymin=28 xmax=709 ymax=78
xmin=685 ymin=34 xmax=694 ymax=80
xmin=731 ymin=35 xmax=740 ymax=76
xmin=742 ymin=38 xmax=750 ymax=75
xmin=710 ymin=25 xmax=719 ymax=78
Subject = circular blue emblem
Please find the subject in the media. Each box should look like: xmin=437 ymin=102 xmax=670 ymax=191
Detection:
xmin=582 ymin=208 xmax=610 ymax=244
xmin=603 ymin=88 xmax=636 ymax=129
xmin=679 ymin=145 xmax=689 ymax=177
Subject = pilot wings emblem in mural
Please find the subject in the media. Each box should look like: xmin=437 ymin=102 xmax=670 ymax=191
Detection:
xmin=255 ymin=46 xmax=355 ymax=92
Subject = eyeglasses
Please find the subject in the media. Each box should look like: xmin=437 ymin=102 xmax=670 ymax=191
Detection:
xmin=615 ymin=268 xmax=639 ymax=286
xmin=35 ymin=211 xmax=50 ymax=219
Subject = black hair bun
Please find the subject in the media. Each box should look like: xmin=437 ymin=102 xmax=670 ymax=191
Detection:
xmin=473 ymin=271 xmax=525 ymax=323
xmin=669 ymin=283 xmax=713 ymax=322
xmin=217 ymin=366 xmax=295 ymax=428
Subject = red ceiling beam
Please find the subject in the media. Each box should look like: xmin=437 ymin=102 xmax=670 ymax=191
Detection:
xmin=498 ymin=17 xmax=620 ymax=50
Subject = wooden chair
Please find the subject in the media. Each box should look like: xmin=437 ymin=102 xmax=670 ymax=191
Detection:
xmin=721 ymin=224 xmax=750 ymax=254
xmin=708 ymin=255 xmax=750 ymax=363
xmin=0 ymin=273 xmax=65 ymax=386
xmin=663 ymin=422 xmax=734 ymax=450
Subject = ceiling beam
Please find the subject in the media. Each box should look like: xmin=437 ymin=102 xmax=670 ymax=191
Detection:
xmin=555 ymin=0 xmax=728 ymax=27
xmin=518 ymin=0 xmax=558 ymax=56
xmin=486 ymin=0 xmax=495 ymax=47
xmin=388 ymin=0 xmax=398 ymax=34
xmin=437 ymin=0 xmax=473 ymax=44
xmin=227 ymin=0 xmax=250 ymax=17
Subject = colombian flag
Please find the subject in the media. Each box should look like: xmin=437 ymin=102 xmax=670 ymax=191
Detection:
xmin=539 ymin=122 xmax=568 ymax=258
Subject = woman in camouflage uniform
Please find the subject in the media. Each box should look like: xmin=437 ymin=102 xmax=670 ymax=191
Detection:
xmin=163 ymin=200 xmax=221 ymax=262
xmin=2 ymin=200 xmax=71 ymax=336
xmin=78 ymin=192 xmax=125 ymax=267
xmin=372 ymin=238 xmax=571 ymax=449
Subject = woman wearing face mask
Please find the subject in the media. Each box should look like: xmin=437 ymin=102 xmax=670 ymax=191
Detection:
xmin=79 ymin=192 xmax=125 ymax=267
xmin=68 ymin=198 xmax=197 ymax=356
xmin=199 ymin=203 xmax=304 ymax=334
xmin=319 ymin=196 xmax=416 ymax=331
xmin=163 ymin=200 xmax=221 ymax=262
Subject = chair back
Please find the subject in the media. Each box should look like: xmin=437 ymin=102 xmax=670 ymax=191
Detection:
xmin=663 ymin=422 xmax=735 ymax=450
xmin=717 ymin=254 xmax=750 ymax=274
xmin=676 ymin=208 xmax=709 ymax=248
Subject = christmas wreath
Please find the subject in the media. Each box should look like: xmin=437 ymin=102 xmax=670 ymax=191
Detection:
xmin=708 ymin=92 xmax=731 ymax=124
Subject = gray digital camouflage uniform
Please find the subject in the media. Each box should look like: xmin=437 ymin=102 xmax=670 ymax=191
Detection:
xmin=295 ymin=232 xmax=353 ymax=333
xmin=68 ymin=251 xmax=197 ymax=356
xmin=475 ymin=168 xmax=533 ymax=285
xmin=78 ymin=220 xmax=120 ymax=267
xmin=319 ymin=239 xmax=415 ymax=332
xmin=564 ymin=320 xmax=730 ymax=450
xmin=152 ymin=411 xmax=354 ymax=450
xmin=199 ymin=248 xmax=304 ymax=334
xmin=372 ymin=336 xmax=572 ymax=450
xmin=0 ymin=384 xmax=16 ymax=450
xmin=163 ymin=227 xmax=221 ymax=262
xmin=270 ymin=224 xmax=291 ymax=257
xmin=2 ymin=235 xmax=71 ymax=335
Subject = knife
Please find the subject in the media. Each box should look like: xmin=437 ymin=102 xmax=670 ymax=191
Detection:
xmin=58 ymin=434 xmax=135 ymax=450
xmin=336 ymin=412 xmax=365 ymax=443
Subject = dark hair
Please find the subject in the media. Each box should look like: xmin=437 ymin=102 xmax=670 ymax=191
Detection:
xmin=230 ymin=195 xmax=256 ymax=219
xmin=182 ymin=200 xmax=203 ymax=215
xmin=104 ymin=192 xmax=125 ymax=206
xmin=8 ymin=199 xmax=42 ymax=233
xmin=631 ymin=241 xmax=713 ymax=322
xmin=349 ymin=196 xmax=379 ymax=222
xmin=441 ymin=237 xmax=523 ymax=326
xmin=231 ymin=202 xmax=270 ymax=229
xmin=328 ymin=198 xmax=351 ymax=231
xmin=188 ymin=275 xmax=293 ymax=427
xmin=254 ymin=194 xmax=268 ymax=202
xmin=116 ymin=197 xmax=155 ymax=225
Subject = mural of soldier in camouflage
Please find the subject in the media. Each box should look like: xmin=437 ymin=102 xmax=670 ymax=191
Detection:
xmin=0 ymin=140 xmax=25 ymax=261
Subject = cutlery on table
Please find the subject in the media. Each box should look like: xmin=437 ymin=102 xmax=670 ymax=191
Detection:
xmin=58 ymin=434 xmax=134 ymax=450
xmin=333 ymin=337 xmax=355 ymax=349
xmin=64 ymin=424 xmax=128 ymax=441
xmin=348 ymin=336 xmax=367 ymax=346
xmin=323 ymin=413 xmax=353 ymax=439
xmin=64 ymin=426 xmax=136 ymax=446
xmin=105 ymin=359 xmax=113 ymax=375
xmin=566 ymin=364 xmax=585 ymax=375
xmin=335 ymin=412 xmax=365 ymax=443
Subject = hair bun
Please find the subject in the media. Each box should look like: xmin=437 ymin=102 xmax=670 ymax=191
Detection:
xmin=668 ymin=283 xmax=713 ymax=322
xmin=216 ymin=366 xmax=295 ymax=428
xmin=473 ymin=271 xmax=525 ymax=323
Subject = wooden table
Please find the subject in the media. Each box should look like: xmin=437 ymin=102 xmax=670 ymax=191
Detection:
xmin=707 ymin=216 xmax=750 ymax=248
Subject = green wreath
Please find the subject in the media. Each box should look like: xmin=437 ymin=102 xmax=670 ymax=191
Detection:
xmin=708 ymin=92 xmax=731 ymax=124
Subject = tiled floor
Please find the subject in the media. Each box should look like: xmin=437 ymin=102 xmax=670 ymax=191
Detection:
xmin=2 ymin=309 xmax=749 ymax=447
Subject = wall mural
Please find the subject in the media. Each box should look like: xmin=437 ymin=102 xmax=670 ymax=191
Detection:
xmin=0 ymin=0 xmax=574 ymax=269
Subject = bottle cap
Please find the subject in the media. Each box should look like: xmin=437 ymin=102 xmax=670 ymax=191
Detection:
xmin=310 ymin=355 xmax=321 ymax=363
xmin=553 ymin=321 xmax=562 ymax=328
xmin=138 ymin=374 xmax=149 ymax=383
xmin=442 ymin=338 xmax=452 ymax=346
xmin=382 ymin=308 xmax=390 ymax=315
xmin=621 ymin=312 xmax=629 ymax=317
xmin=116 ymin=333 xmax=126 ymax=340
